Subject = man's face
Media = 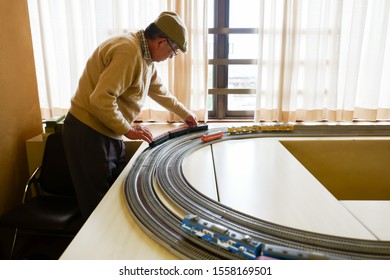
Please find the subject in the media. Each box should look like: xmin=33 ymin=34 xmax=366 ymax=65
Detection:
xmin=150 ymin=38 xmax=180 ymax=62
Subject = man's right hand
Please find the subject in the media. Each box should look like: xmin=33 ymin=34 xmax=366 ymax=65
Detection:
xmin=125 ymin=125 xmax=153 ymax=143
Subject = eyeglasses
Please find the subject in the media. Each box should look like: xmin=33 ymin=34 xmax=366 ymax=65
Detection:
xmin=166 ymin=39 xmax=178 ymax=56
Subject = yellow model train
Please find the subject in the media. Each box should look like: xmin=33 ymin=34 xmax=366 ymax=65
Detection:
xmin=227 ymin=123 xmax=294 ymax=135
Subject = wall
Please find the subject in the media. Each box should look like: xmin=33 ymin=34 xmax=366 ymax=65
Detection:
xmin=0 ymin=0 xmax=42 ymax=215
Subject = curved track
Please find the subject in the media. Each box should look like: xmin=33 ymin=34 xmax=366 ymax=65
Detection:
xmin=124 ymin=128 xmax=390 ymax=259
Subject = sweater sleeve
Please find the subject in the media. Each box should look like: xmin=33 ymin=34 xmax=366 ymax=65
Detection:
xmin=147 ymin=68 xmax=192 ymax=121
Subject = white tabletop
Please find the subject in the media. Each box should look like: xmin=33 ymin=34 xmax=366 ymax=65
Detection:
xmin=341 ymin=200 xmax=390 ymax=241
xmin=183 ymin=138 xmax=376 ymax=239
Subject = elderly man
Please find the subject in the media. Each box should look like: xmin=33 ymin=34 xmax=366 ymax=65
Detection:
xmin=63 ymin=11 xmax=197 ymax=219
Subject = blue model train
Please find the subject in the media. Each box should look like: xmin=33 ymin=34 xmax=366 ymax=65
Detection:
xmin=182 ymin=214 xmax=329 ymax=260
xmin=182 ymin=214 xmax=262 ymax=259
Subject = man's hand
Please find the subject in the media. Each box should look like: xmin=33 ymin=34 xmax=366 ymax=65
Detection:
xmin=184 ymin=114 xmax=198 ymax=127
xmin=125 ymin=125 xmax=153 ymax=143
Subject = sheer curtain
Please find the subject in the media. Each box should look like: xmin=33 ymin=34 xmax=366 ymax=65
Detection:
xmin=255 ymin=0 xmax=390 ymax=122
xmin=27 ymin=0 xmax=208 ymax=122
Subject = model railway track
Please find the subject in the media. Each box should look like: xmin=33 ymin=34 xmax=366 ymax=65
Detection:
xmin=124 ymin=126 xmax=390 ymax=260
xmin=125 ymin=131 xmax=247 ymax=259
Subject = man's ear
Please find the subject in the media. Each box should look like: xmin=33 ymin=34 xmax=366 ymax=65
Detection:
xmin=148 ymin=37 xmax=165 ymax=52
xmin=155 ymin=37 xmax=167 ymax=47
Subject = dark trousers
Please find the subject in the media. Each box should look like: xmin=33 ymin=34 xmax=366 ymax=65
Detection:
xmin=62 ymin=113 xmax=126 ymax=219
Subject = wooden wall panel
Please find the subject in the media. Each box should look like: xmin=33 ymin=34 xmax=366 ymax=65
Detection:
xmin=0 ymin=0 xmax=42 ymax=214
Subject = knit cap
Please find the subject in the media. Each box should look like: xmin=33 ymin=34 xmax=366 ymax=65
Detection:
xmin=154 ymin=11 xmax=188 ymax=53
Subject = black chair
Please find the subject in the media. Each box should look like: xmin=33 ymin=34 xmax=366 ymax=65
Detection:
xmin=0 ymin=133 xmax=83 ymax=259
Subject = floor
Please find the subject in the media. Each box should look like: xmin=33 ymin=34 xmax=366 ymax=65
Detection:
xmin=0 ymin=227 xmax=73 ymax=260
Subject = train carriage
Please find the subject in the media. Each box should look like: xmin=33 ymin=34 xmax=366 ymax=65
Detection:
xmin=201 ymin=131 xmax=224 ymax=142
xmin=227 ymin=123 xmax=294 ymax=135
xmin=182 ymin=214 xmax=262 ymax=260
xmin=262 ymin=244 xmax=329 ymax=260
xmin=150 ymin=124 xmax=208 ymax=147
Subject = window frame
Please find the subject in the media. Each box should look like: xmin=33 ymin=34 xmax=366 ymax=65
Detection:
xmin=208 ymin=0 xmax=257 ymax=119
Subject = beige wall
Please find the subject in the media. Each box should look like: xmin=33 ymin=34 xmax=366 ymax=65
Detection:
xmin=0 ymin=0 xmax=42 ymax=215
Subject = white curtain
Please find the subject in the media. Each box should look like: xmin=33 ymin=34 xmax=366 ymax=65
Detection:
xmin=28 ymin=0 xmax=208 ymax=122
xmin=255 ymin=0 xmax=390 ymax=122
xmin=30 ymin=0 xmax=390 ymax=123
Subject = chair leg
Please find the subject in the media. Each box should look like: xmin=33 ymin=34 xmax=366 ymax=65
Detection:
xmin=9 ymin=228 xmax=18 ymax=259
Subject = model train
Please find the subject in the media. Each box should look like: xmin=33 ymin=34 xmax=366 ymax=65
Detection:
xmin=200 ymin=123 xmax=294 ymax=143
xmin=227 ymin=123 xmax=294 ymax=134
xmin=182 ymin=213 xmax=261 ymax=259
xmin=201 ymin=131 xmax=224 ymax=142
xmin=149 ymin=124 xmax=208 ymax=147
xmin=182 ymin=213 xmax=329 ymax=260
xmin=149 ymin=123 xmax=295 ymax=147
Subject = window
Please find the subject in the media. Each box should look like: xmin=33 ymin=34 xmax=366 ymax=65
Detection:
xmin=208 ymin=0 xmax=390 ymax=122
xmin=28 ymin=0 xmax=390 ymax=122
xmin=208 ymin=0 xmax=259 ymax=119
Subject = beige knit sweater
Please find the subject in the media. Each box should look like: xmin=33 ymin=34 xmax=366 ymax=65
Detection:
xmin=69 ymin=32 xmax=191 ymax=140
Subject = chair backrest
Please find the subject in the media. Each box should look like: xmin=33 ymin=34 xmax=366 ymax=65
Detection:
xmin=38 ymin=133 xmax=75 ymax=196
